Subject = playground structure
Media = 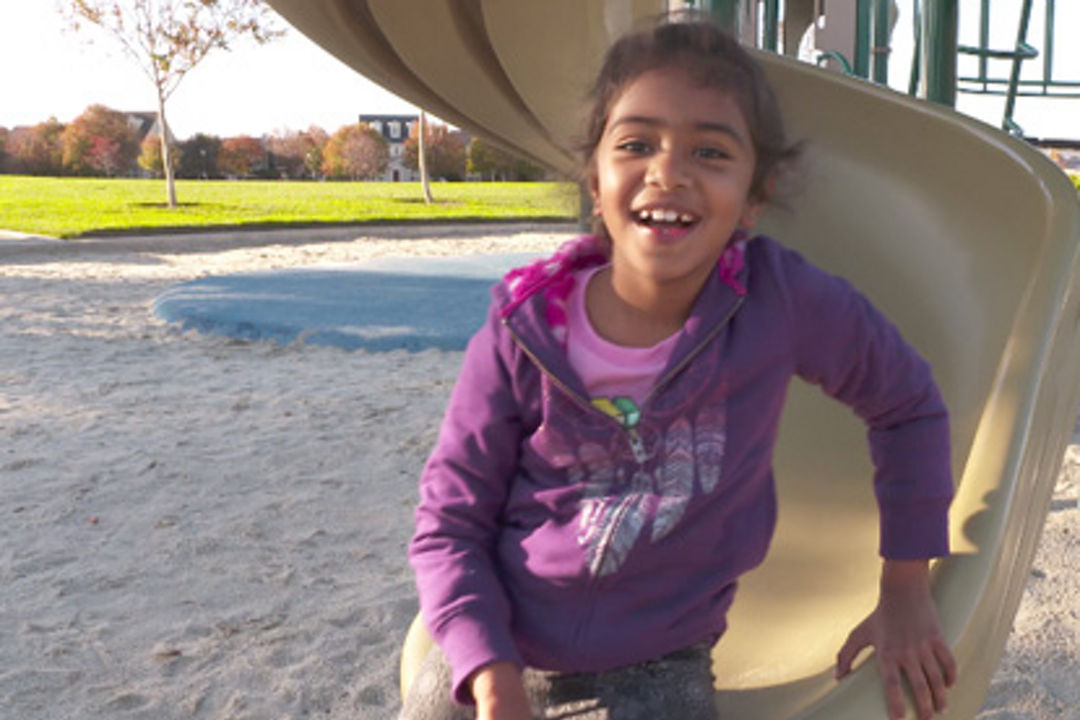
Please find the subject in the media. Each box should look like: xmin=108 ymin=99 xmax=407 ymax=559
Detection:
xmin=703 ymin=0 xmax=1080 ymax=138
xmin=260 ymin=1 xmax=1080 ymax=717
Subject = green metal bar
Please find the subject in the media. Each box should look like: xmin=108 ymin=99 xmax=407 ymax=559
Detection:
xmin=922 ymin=0 xmax=958 ymax=106
xmin=908 ymin=0 xmax=922 ymax=95
xmin=978 ymin=0 xmax=990 ymax=90
xmin=855 ymin=0 xmax=872 ymax=79
xmin=1044 ymin=0 xmax=1055 ymax=89
xmin=1003 ymin=0 xmax=1036 ymax=132
xmin=958 ymin=43 xmax=1038 ymax=61
xmin=817 ymin=50 xmax=855 ymax=76
xmin=960 ymin=77 xmax=1080 ymax=89
xmin=957 ymin=87 xmax=1080 ymax=99
xmin=762 ymin=0 xmax=780 ymax=52
xmin=873 ymin=0 xmax=890 ymax=84
xmin=705 ymin=0 xmax=740 ymax=33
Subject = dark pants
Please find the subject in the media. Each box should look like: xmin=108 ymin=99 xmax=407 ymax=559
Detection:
xmin=399 ymin=644 xmax=719 ymax=720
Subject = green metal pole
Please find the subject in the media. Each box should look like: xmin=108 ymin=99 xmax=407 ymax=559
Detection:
xmin=873 ymin=0 xmax=890 ymax=84
xmin=908 ymin=0 xmax=922 ymax=95
xmin=855 ymin=0 xmax=873 ymax=79
xmin=979 ymin=0 xmax=990 ymax=91
xmin=1044 ymin=0 xmax=1055 ymax=93
xmin=923 ymin=0 xmax=958 ymax=106
xmin=1003 ymin=0 xmax=1035 ymax=130
xmin=705 ymin=0 xmax=740 ymax=33
xmin=763 ymin=0 xmax=780 ymax=52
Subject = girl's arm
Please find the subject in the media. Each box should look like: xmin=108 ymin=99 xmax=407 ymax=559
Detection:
xmin=777 ymin=245 xmax=957 ymax=716
xmin=835 ymin=559 xmax=957 ymax=720
xmin=782 ymin=245 xmax=954 ymax=560
xmin=410 ymin=302 xmax=527 ymax=705
xmin=470 ymin=661 xmax=533 ymax=720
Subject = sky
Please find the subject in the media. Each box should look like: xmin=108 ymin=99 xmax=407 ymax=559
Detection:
xmin=0 ymin=1 xmax=1077 ymax=142
xmin=0 ymin=2 xmax=419 ymax=140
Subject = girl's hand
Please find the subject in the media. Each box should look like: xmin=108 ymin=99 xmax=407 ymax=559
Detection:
xmin=470 ymin=661 xmax=533 ymax=720
xmin=835 ymin=560 xmax=958 ymax=720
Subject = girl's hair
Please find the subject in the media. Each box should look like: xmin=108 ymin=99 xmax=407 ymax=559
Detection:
xmin=579 ymin=16 xmax=801 ymax=206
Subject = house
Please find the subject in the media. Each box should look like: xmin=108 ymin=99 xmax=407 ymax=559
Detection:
xmin=360 ymin=113 xmax=419 ymax=182
xmin=124 ymin=111 xmax=175 ymax=144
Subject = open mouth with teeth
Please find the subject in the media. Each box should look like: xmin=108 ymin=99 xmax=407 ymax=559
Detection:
xmin=634 ymin=208 xmax=699 ymax=230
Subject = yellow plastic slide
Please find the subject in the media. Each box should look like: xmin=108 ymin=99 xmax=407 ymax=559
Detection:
xmin=263 ymin=1 xmax=1080 ymax=717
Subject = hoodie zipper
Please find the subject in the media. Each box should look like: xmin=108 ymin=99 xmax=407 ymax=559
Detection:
xmin=501 ymin=294 xmax=745 ymax=464
xmin=643 ymin=295 xmax=745 ymax=405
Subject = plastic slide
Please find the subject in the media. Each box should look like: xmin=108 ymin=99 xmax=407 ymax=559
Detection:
xmin=262 ymin=1 xmax=1080 ymax=717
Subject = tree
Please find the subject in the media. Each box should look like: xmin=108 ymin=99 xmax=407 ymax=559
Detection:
xmin=321 ymin=124 xmax=389 ymax=180
xmin=138 ymin=132 xmax=179 ymax=177
xmin=62 ymin=0 xmax=283 ymax=204
xmin=218 ymin=135 xmax=265 ymax=178
xmin=0 ymin=127 xmax=9 ymax=173
xmin=403 ymin=121 xmax=467 ymax=181
xmin=468 ymin=137 xmax=546 ymax=181
xmin=61 ymin=104 xmax=139 ymax=176
xmin=417 ymin=111 xmax=433 ymax=203
xmin=177 ymin=133 xmax=222 ymax=179
xmin=6 ymin=119 xmax=65 ymax=175
xmin=267 ymin=126 xmax=328 ymax=179
xmin=300 ymin=126 xmax=329 ymax=179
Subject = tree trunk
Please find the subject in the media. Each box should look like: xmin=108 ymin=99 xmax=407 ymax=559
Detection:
xmin=418 ymin=111 xmax=433 ymax=204
xmin=156 ymin=88 xmax=178 ymax=208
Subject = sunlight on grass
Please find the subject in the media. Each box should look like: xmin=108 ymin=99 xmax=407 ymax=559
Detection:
xmin=0 ymin=176 xmax=579 ymax=238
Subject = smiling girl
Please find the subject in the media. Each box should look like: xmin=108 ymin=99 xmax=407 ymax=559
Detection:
xmin=402 ymin=18 xmax=956 ymax=720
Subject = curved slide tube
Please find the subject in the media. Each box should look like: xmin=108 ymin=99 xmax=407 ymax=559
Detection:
xmin=262 ymin=1 xmax=1080 ymax=717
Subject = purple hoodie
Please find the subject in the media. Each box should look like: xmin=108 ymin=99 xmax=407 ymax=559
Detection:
xmin=409 ymin=234 xmax=953 ymax=704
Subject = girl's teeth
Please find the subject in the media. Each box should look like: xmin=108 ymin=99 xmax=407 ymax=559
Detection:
xmin=636 ymin=209 xmax=696 ymax=225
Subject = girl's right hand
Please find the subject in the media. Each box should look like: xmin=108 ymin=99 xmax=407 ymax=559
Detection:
xmin=470 ymin=661 xmax=533 ymax=720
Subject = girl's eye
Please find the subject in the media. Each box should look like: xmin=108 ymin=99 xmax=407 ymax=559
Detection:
xmin=696 ymin=146 xmax=732 ymax=160
xmin=616 ymin=141 xmax=650 ymax=154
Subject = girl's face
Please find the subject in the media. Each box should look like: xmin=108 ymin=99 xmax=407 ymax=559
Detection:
xmin=590 ymin=67 xmax=762 ymax=292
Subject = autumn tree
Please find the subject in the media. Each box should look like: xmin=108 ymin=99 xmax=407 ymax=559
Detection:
xmin=300 ymin=126 xmax=329 ymax=179
xmin=468 ymin=137 xmax=546 ymax=181
xmin=62 ymin=0 xmax=283 ymax=204
xmin=218 ymin=135 xmax=265 ymax=178
xmin=321 ymin=124 xmax=389 ymax=181
xmin=267 ymin=126 xmax=328 ymax=179
xmin=0 ymin=127 xmax=9 ymax=173
xmin=5 ymin=119 xmax=66 ymax=175
xmin=61 ymin=104 xmax=139 ymax=176
xmin=138 ymin=132 xmax=180 ymax=177
xmin=177 ymin=134 xmax=222 ymax=179
xmin=403 ymin=121 xmax=467 ymax=181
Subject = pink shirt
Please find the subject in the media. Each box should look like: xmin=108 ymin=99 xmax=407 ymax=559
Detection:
xmin=566 ymin=265 xmax=681 ymax=407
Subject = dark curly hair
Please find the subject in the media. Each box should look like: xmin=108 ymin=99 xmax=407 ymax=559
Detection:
xmin=579 ymin=16 xmax=801 ymax=206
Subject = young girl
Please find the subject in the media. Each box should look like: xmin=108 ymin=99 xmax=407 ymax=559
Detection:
xmin=403 ymin=18 xmax=957 ymax=720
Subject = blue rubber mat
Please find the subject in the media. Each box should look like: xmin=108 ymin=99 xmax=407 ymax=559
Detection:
xmin=153 ymin=252 xmax=542 ymax=352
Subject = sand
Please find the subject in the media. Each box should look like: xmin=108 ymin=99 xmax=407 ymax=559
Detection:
xmin=1 ymin=224 xmax=1076 ymax=720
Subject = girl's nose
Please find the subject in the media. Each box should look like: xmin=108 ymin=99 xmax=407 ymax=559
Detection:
xmin=645 ymin=150 xmax=690 ymax=190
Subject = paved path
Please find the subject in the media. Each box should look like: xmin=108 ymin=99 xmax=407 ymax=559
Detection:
xmin=0 ymin=221 xmax=578 ymax=257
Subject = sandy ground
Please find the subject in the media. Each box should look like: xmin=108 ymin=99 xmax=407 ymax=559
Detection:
xmin=1 ymin=224 xmax=1077 ymax=720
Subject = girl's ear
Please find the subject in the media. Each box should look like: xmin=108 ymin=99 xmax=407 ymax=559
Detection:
xmin=741 ymin=171 xmax=776 ymax=228
xmin=586 ymin=170 xmax=602 ymax=216
xmin=739 ymin=200 xmax=764 ymax=229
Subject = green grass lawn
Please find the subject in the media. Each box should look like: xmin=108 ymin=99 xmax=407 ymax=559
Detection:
xmin=0 ymin=175 xmax=580 ymax=238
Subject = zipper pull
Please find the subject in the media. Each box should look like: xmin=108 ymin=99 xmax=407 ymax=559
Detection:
xmin=627 ymin=428 xmax=648 ymax=464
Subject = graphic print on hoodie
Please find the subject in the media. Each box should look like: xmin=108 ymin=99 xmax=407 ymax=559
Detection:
xmin=536 ymin=370 xmax=730 ymax=579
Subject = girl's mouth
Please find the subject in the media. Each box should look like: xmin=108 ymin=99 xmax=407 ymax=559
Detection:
xmin=633 ymin=208 xmax=699 ymax=238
